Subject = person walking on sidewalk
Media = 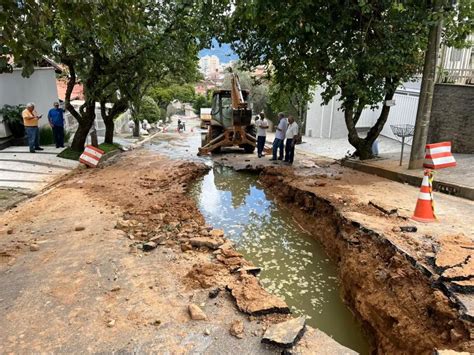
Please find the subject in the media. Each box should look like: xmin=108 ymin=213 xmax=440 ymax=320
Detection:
xmin=48 ymin=102 xmax=66 ymax=148
xmin=256 ymin=111 xmax=269 ymax=158
xmin=22 ymin=103 xmax=44 ymax=153
xmin=284 ymin=116 xmax=299 ymax=164
xmin=270 ymin=112 xmax=288 ymax=161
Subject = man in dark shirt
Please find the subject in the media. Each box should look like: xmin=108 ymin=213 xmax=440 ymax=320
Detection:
xmin=48 ymin=102 xmax=65 ymax=148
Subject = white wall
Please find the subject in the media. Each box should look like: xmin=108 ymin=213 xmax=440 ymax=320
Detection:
xmin=0 ymin=67 xmax=58 ymax=137
xmin=306 ymin=87 xmax=419 ymax=142
xmin=305 ymin=87 xmax=347 ymax=139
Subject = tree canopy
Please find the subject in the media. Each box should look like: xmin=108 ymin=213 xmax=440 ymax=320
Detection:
xmin=2 ymin=0 xmax=217 ymax=148
xmin=148 ymin=84 xmax=196 ymax=111
xmin=227 ymin=0 xmax=474 ymax=158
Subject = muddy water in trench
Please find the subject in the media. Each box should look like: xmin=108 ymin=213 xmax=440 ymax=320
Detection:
xmin=190 ymin=166 xmax=370 ymax=354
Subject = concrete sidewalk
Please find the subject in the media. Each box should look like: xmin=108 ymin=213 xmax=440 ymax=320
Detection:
xmin=0 ymin=145 xmax=78 ymax=192
xmin=267 ymin=133 xmax=474 ymax=200
xmin=343 ymin=151 xmax=474 ymax=200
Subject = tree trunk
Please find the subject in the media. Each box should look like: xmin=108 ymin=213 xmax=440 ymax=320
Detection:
xmin=408 ymin=10 xmax=442 ymax=169
xmin=101 ymin=102 xmax=115 ymax=144
xmin=62 ymin=59 xmax=97 ymax=152
xmin=133 ymin=118 xmax=140 ymax=137
xmin=104 ymin=119 xmax=114 ymax=144
xmin=90 ymin=123 xmax=99 ymax=148
xmin=344 ymin=81 xmax=397 ymax=160
xmin=71 ymin=117 xmax=95 ymax=151
xmin=100 ymin=99 xmax=128 ymax=144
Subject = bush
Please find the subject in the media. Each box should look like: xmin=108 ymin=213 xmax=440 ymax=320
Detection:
xmin=137 ymin=96 xmax=161 ymax=123
xmin=39 ymin=126 xmax=72 ymax=146
xmin=0 ymin=104 xmax=25 ymax=138
xmin=192 ymin=94 xmax=212 ymax=114
xmin=39 ymin=126 xmax=54 ymax=145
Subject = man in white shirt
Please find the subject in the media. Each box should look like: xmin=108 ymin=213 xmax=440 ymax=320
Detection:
xmin=256 ymin=112 xmax=269 ymax=158
xmin=284 ymin=115 xmax=299 ymax=164
xmin=270 ymin=112 xmax=288 ymax=161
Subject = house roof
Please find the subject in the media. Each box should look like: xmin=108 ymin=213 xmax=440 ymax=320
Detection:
xmin=56 ymin=79 xmax=84 ymax=101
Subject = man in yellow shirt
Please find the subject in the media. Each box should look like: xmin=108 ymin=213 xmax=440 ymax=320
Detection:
xmin=22 ymin=102 xmax=44 ymax=153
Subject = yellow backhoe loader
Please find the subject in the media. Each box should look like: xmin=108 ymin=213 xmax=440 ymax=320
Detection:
xmin=198 ymin=73 xmax=256 ymax=155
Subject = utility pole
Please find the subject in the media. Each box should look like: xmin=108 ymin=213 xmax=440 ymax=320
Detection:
xmin=408 ymin=2 xmax=443 ymax=169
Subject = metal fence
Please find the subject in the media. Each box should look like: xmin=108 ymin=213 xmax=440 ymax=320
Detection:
xmin=439 ymin=37 xmax=473 ymax=85
xmin=438 ymin=68 xmax=474 ymax=85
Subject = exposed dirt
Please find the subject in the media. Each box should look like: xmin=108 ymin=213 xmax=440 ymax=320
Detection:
xmin=0 ymin=149 xmax=353 ymax=354
xmin=0 ymin=188 xmax=32 ymax=212
xmin=259 ymin=164 xmax=474 ymax=354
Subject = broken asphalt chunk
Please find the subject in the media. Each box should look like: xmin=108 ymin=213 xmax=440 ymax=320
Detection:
xmin=142 ymin=241 xmax=157 ymax=251
xmin=236 ymin=266 xmax=261 ymax=276
xmin=227 ymin=274 xmax=290 ymax=316
xmin=261 ymin=316 xmax=306 ymax=348
xmin=400 ymin=226 xmax=417 ymax=233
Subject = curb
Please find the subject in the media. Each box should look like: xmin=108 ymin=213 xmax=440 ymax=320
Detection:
xmin=342 ymin=159 xmax=474 ymax=201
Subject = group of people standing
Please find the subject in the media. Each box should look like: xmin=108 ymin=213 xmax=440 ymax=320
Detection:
xmin=21 ymin=102 xmax=65 ymax=153
xmin=255 ymin=112 xmax=299 ymax=164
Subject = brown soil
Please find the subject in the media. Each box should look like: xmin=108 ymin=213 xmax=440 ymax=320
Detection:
xmin=0 ymin=149 xmax=352 ymax=354
xmin=259 ymin=165 xmax=474 ymax=354
xmin=0 ymin=150 xmax=278 ymax=353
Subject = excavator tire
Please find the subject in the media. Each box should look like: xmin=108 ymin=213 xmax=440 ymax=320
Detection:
xmin=243 ymin=124 xmax=256 ymax=153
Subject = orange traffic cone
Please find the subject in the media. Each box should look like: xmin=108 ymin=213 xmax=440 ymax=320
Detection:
xmin=412 ymin=169 xmax=436 ymax=223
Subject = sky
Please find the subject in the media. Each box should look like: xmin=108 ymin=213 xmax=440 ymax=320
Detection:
xmin=198 ymin=39 xmax=239 ymax=63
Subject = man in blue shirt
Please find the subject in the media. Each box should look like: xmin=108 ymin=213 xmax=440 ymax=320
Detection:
xmin=48 ymin=102 xmax=65 ymax=148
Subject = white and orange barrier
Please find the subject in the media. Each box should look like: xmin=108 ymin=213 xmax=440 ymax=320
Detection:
xmin=79 ymin=145 xmax=104 ymax=168
xmin=423 ymin=142 xmax=456 ymax=169
xmin=412 ymin=169 xmax=436 ymax=223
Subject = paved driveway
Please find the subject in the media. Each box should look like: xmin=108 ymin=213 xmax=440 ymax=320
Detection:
xmin=0 ymin=146 xmax=78 ymax=192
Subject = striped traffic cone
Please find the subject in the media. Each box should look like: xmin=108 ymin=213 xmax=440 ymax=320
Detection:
xmin=412 ymin=169 xmax=436 ymax=223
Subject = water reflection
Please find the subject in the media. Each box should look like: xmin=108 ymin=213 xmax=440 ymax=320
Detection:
xmin=191 ymin=167 xmax=370 ymax=354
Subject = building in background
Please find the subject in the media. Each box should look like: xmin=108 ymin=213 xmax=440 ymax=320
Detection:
xmin=305 ymin=33 xmax=473 ymax=145
xmin=199 ymin=55 xmax=221 ymax=79
xmin=438 ymin=34 xmax=473 ymax=85
xmin=0 ymin=67 xmax=58 ymax=139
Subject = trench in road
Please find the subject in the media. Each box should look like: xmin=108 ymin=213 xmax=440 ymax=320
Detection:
xmin=190 ymin=165 xmax=370 ymax=354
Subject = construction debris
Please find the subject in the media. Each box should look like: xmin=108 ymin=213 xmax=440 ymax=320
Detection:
xmin=227 ymin=274 xmax=290 ymax=316
xmin=229 ymin=319 xmax=244 ymax=338
xmin=261 ymin=316 xmax=306 ymax=348
xmin=188 ymin=304 xmax=207 ymax=321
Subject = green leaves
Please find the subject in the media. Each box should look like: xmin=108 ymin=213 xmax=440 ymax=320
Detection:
xmin=225 ymin=0 xmax=472 ymax=156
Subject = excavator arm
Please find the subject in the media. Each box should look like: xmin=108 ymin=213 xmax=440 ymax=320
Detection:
xmin=198 ymin=72 xmax=262 ymax=156
xmin=231 ymin=73 xmax=248 ymax=110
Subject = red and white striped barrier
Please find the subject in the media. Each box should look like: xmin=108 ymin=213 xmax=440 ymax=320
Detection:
xmin=79 ymin=145 xmax=104 ymax=168
xmin=423 ymin=141 xmax=456 ymax=169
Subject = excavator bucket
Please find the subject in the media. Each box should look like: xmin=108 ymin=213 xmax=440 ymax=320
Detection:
xmin=198 ymin=72 xmax=257 ymax=156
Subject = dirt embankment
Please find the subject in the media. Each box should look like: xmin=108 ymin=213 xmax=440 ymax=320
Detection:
xmin=0 ymin=150 xmax=352 ymax=354
xmin=260 ymin=166 xmax=473 ymax=354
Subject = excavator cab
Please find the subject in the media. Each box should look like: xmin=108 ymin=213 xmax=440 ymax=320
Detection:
xmin=210 ymin=90 xmax=252 ymax=127
xmin=198 ymin=74 xmax=256 ymax=155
